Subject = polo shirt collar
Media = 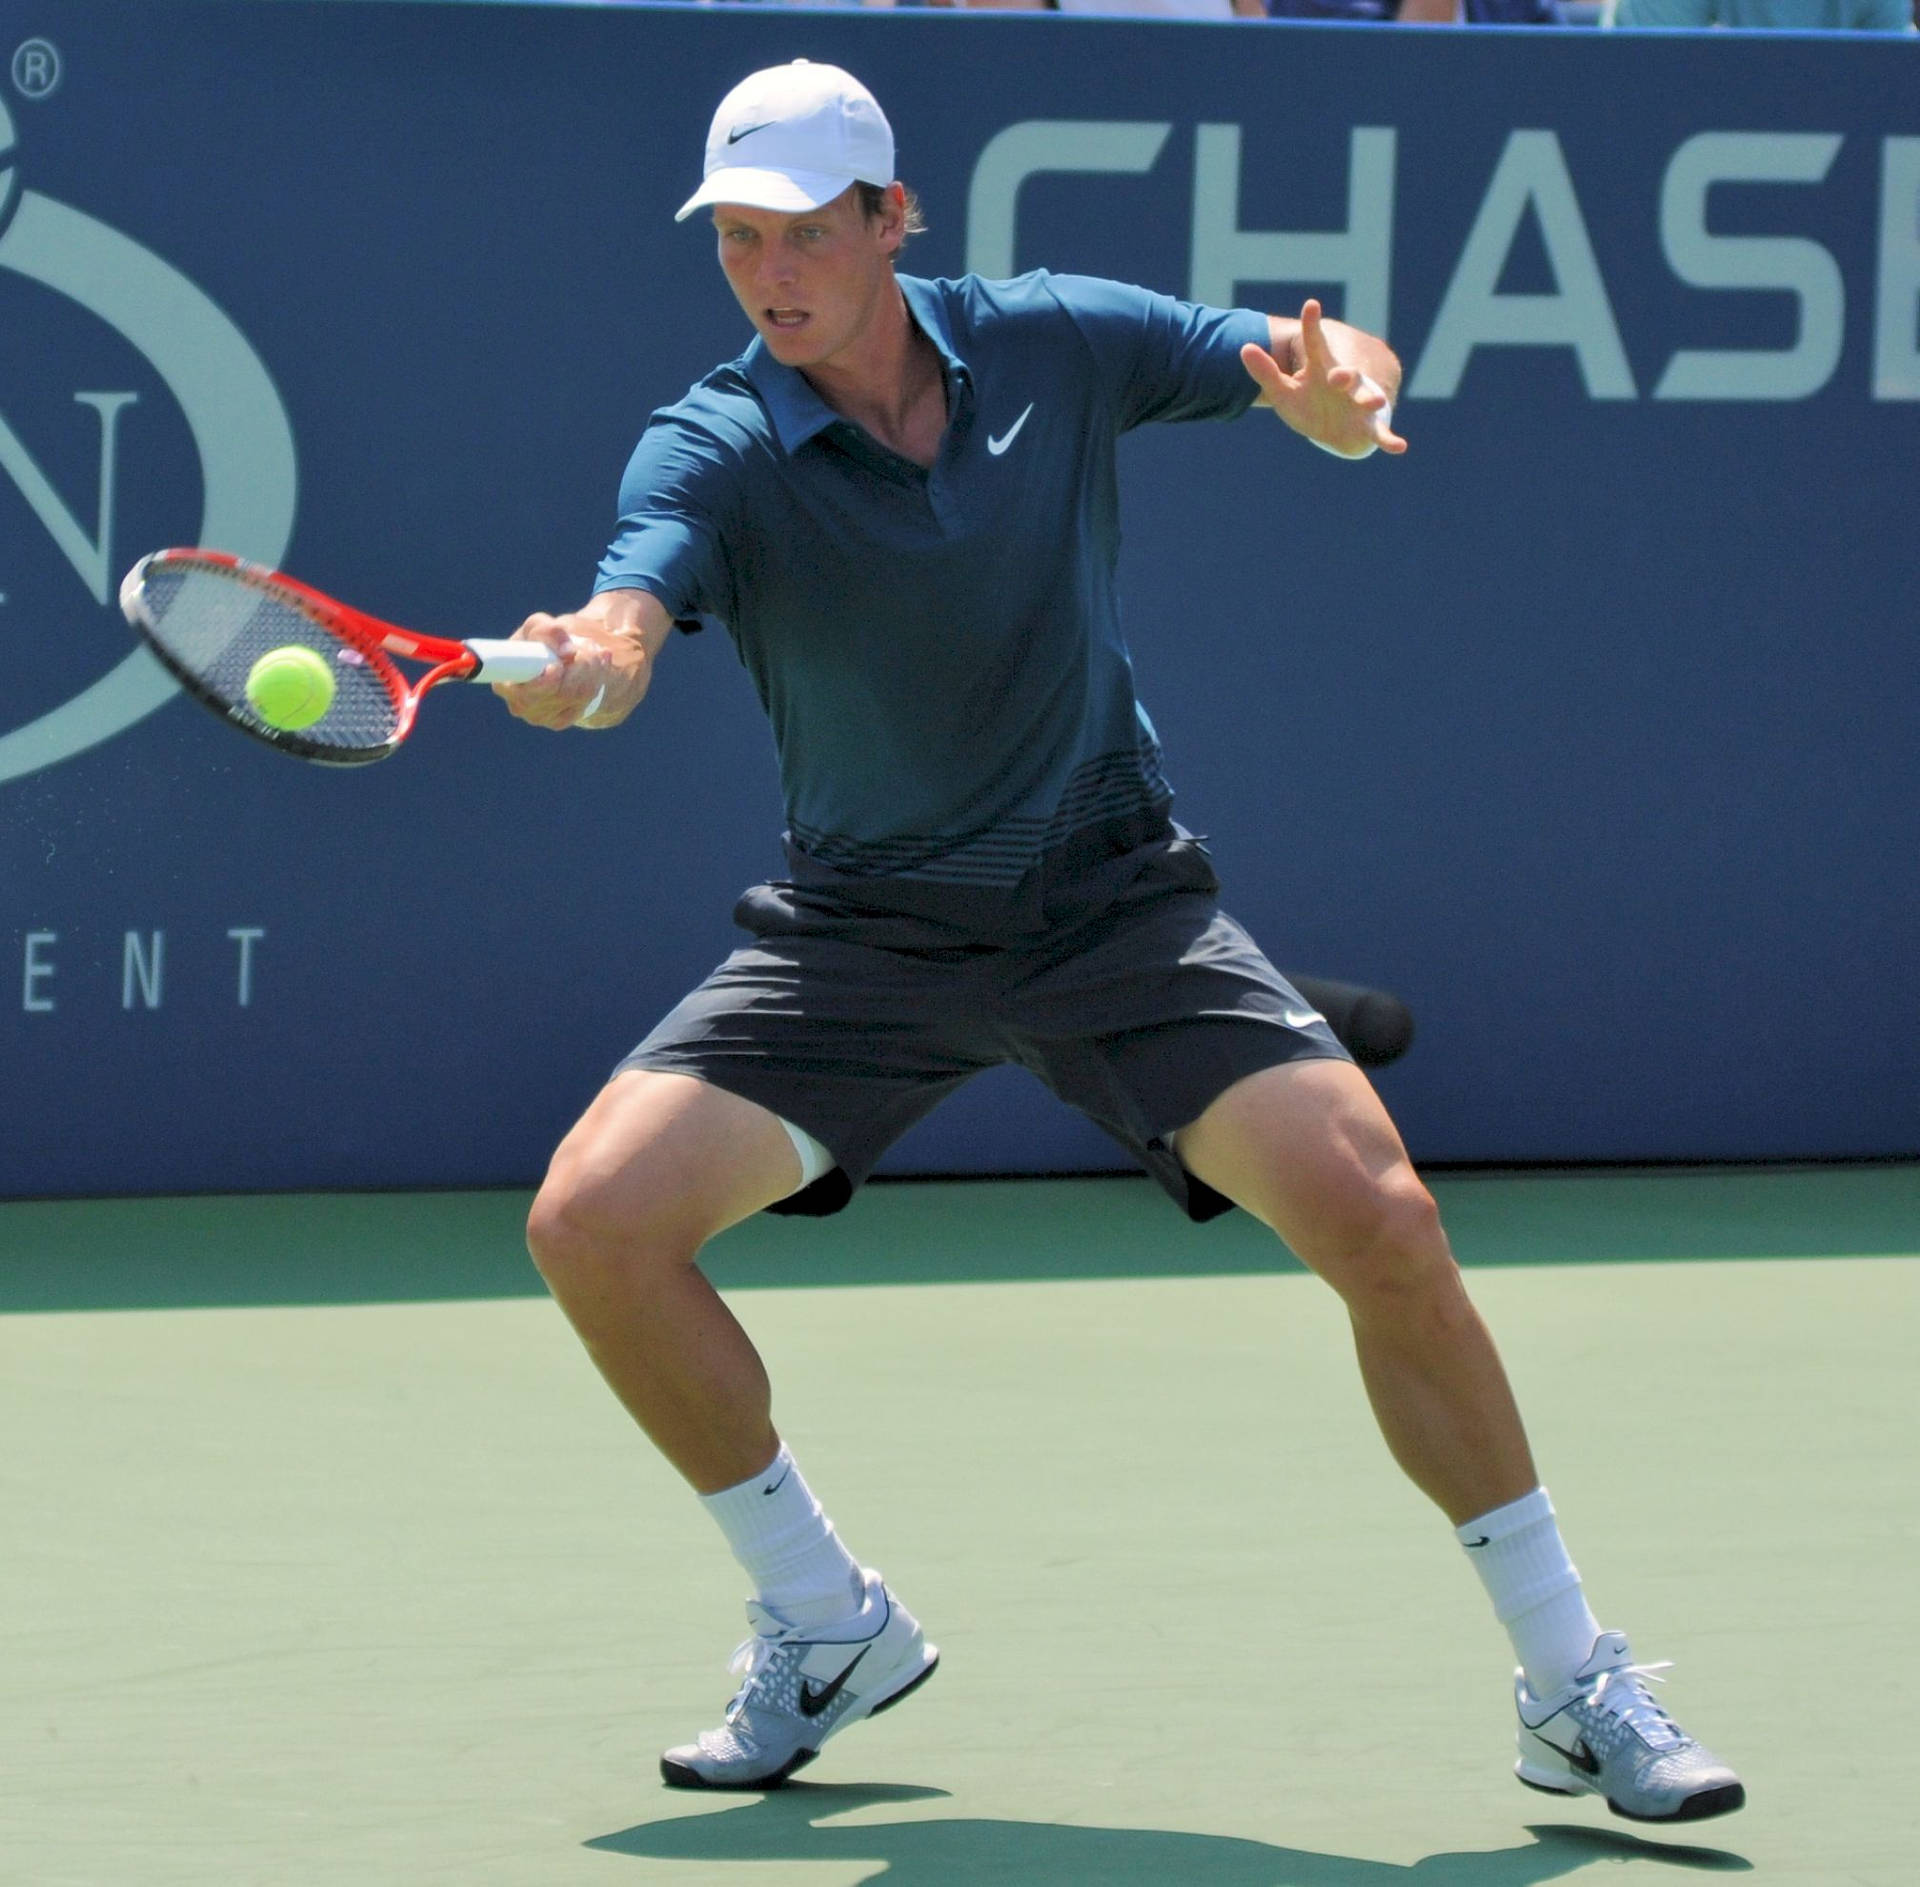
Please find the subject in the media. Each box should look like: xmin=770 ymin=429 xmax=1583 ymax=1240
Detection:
xmin=742 ymin=274 xmax=974 ymax=456
xmin=899 ymin=275 xmax=971 ymax=398
xmin=742 ymin=337 xmax=841 ymax=455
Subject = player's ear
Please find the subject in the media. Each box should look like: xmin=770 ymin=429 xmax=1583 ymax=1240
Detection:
xmin=873 ymin=181 xmax=907 ymax=254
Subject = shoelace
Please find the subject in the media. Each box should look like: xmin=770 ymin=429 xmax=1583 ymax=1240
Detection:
xmin=1588 ymin=1659 xmax=1684 ymax=1750
xmin=722 ymin=1622 xmax=807 ymax=1723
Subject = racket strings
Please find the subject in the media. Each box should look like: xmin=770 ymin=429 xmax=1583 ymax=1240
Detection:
xmin=137 ymin=563 xmax=405 ymax=753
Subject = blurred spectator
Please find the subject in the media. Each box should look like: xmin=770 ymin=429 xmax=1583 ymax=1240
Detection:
xmin=964 ymin=0 xmax=1567 ymax=11
xmin=681 ymin=0 xmax=1578 ymax=13
xmin=1054 ymin=0 xmax=1248 ymax=14
xmin=1404 ymin=0 xmax=1566 ymax=15
xmin=959 ymin=0 xmax=1255 ymax=12
xmin=1263 ymin=0 xmax=1566 ymax=15
xmin=1608 ymin=0 xmax=1910 ymax=22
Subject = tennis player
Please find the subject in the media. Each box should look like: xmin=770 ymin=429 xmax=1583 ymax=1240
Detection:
xmin=500 ymin=60 xmax=1743 ymax=1821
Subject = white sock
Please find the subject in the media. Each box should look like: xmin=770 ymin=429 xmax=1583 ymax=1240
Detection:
xmin=1456 ymin=1486 xmax=1604 ymax=1698
xmin=699 ymin=1443 xmax=863 ymax=1630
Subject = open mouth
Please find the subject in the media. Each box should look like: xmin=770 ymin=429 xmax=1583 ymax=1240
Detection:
xmin=767 ymin=309 xmax=809 ymax=331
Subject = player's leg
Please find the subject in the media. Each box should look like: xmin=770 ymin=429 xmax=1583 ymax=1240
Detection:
xmin=1172 ymin=1055 xmax=1532 ymax=1526
xmin=531 ymin=1068 xmax=888 ymax=1621
xmin=528 ymin=1067 xmax=937 ymax=1790
xmin=1172 ymin=1057 xmax=1743 ymax=1822
xmin=526 ymin=1066 xmax=797 ymax=1494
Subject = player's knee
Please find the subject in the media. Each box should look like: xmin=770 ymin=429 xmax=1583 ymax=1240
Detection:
xmin=524 ymin=1174 xmax=603 ymax=1292
xmin=1322 ymin=1170 xmax=1457 ymax=1314
xmin=525 ymin=1154 xmax=686 ymax=1296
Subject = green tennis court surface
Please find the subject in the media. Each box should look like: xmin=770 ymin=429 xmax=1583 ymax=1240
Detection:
xmin=4 ymin=1166 xmax=1916 ymax=1885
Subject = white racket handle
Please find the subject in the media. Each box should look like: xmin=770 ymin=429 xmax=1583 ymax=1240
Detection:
xmin=464 ymin=638 xmax=562 ymax=683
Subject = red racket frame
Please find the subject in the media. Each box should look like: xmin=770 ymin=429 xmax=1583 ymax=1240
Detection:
xmin=122 ymin=548 xmax=555 ymax=764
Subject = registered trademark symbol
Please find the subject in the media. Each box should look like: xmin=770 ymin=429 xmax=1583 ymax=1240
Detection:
xmin=11 ymin=37 xmax=62 ymax=100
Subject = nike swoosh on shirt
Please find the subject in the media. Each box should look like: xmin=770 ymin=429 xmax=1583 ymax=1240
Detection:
xmin=1282 ymin=1009 xmax=1325 ymax=1030
xmin=987 ymin=404 xmax=1034 ymax=456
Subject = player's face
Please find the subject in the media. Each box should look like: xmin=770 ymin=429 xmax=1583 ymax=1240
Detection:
xmin=712 ymin=188 xmax=904 ymax=372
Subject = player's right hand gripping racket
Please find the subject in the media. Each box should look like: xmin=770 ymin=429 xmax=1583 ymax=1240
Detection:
xmin=119 ymin=547 xmax=562 ymax=765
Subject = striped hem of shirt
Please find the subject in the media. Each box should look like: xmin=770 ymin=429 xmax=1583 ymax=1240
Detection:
xmin=787 ymin=749 xmax=1172 ymax=886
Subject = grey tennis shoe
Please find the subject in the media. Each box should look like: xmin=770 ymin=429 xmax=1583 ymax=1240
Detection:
xmin=1515 ymin=1630 xmax=1745 ymax=1822
xmin=660 ymin=1569 xmax=938 ymax=1789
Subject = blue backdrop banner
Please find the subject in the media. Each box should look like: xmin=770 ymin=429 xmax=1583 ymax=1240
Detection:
xmin=2 ymin=1 xmax=1915 ymax=1197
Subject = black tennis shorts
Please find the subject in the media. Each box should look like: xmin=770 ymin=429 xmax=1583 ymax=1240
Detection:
xmin=617 ymin=832 xmax=1350 ymax=1221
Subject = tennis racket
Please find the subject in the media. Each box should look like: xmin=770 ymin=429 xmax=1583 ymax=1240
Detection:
xmin=119 ymin=547 xmax=564 ymax=765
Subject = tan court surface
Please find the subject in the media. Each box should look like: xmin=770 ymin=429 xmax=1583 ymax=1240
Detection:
xmin=2 ymin=1166 xmax=1916 ymax=1886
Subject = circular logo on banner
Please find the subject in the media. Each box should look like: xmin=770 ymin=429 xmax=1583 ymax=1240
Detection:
xmin=0 ymin=95 xmax=17 ymax=236
xmin=12 ymin=39 xmax=64 ymax=102
xmin=0 ymin=107 xmax=297 ymax=785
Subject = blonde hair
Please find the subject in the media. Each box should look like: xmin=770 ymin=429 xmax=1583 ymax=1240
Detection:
xmin=855 ymin=181 xmax=926 ymax=245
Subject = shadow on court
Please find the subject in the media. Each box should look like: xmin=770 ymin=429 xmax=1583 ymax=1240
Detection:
xmin=587 ymin=1785 xmax=1752 ymax=1882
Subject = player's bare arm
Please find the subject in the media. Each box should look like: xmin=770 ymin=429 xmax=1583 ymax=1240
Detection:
xmin=1244 ymin=297 xmax=1408 ymax=459
xmin=498 ymin=585 xmax=673 ymax=731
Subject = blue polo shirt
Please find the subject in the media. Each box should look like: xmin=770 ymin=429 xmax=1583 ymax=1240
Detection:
xmin=595 ymin=270 xmax=1267 ymax=924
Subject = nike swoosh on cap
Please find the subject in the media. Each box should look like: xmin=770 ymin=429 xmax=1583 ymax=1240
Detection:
xmin=727 ymin=121 xmax=777 ymax=145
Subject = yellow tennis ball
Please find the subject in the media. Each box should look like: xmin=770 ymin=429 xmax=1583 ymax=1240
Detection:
xmin=245 ymin=645 xmax=336 ymax=730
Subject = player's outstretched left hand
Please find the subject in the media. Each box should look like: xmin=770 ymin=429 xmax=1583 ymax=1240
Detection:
xmin=1242 ymin=299 xmax=1407 ymax=460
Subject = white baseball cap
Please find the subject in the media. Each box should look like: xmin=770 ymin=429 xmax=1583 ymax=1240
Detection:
xmin=675 ymin=60 xmax=894 ymax=224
